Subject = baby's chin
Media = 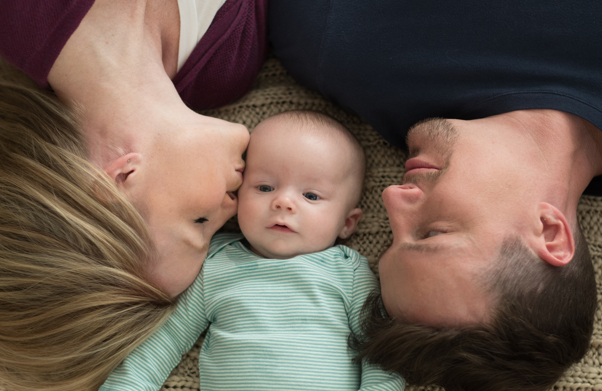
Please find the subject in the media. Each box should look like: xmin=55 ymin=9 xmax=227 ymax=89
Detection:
xmin=248 ymin=243 xmax=329 ymax=259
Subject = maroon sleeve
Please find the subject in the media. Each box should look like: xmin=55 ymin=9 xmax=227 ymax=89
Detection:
xmin=0 ymin=0 xmax=95 ymax=88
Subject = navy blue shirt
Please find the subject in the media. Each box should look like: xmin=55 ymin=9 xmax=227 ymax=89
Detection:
xmin=269 ymin=0 xmax=602 ymax=149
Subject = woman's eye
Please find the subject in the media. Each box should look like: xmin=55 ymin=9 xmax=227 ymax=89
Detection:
xmin=195 ymin=217 xmax=208 ymax=224
xmin=303 ymin=192 xmax=320 ymax=201
xmin=258 ymin=185 xmax=273 ymax=192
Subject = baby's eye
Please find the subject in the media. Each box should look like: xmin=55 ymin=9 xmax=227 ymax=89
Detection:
xmin=303 ymin=192 xmax=320 ymax=201
xmin=195 ymin=217 xmax=208 ymax=224
xmin=258 ymin=185 xmax=274 ymax=192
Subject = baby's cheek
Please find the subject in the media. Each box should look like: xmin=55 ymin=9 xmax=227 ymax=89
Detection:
xmin=237 ymin=200 xmax=258 ymax=238
xmin=306 ymin=216 xmax=341 ymax=249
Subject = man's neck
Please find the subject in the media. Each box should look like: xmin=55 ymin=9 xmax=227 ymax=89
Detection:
xmin=508 ymin=109 xmax=602 ymax=222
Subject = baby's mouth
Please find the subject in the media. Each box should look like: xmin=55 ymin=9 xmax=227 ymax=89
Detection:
xmin=269 ymin=224 xmax=296 ymax=233
xmin=227 ymin=191 xmax=237 ymax=201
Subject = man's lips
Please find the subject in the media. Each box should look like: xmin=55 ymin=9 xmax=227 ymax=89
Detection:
xmin=405 ymin=157 xmax=440 ymax=172
xmin=404 ymin=157 xmax=440 ymax=177
xmin=268 ymin=224 xmax=296 ymax=233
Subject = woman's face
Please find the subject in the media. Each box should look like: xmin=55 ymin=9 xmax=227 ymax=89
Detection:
xmin=129 ymin=115 xmax=249 ymax=297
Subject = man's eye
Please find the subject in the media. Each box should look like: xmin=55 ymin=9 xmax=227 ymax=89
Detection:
xmin=425 ymin=231 xmax=444 ymax=238
xmin=258 ymin=185 xmax=273 ymax=192
xmin=195 ymin=217 xmax=208 ymax=224
xmin=303 ymin=192 xmax=320 ymax=201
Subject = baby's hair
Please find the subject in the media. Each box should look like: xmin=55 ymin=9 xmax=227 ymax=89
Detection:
xmin=263 ymin=110 xmax=366 ymax=206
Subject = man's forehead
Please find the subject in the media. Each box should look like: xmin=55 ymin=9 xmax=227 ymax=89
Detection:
xmin=379 ymin=237 xmax=493 ymax=326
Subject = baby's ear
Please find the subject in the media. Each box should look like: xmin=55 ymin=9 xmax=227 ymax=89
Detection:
xmin=338 ymin=208 xmax=363 ymax=239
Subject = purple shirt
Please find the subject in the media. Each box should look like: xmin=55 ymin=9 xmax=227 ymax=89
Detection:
xmin=0 ymin=0 xmax=267 ymax=111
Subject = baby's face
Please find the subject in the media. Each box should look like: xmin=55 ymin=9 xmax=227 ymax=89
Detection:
xmin=237 ymin=117 xmax=361 ymax=259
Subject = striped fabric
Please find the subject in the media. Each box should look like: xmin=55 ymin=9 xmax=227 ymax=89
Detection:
xmin=100 ymin=233 xmax=404 ymax=391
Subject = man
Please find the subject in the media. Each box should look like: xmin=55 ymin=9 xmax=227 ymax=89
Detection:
xmin=269 ymin=0 xmax=601 ymax=389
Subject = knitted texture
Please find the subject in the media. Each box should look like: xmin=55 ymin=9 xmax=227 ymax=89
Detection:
xmin=159 ymin=56 xmax=602 ymax=391
xmin=1 ymin=56 xmax=597 ymax=391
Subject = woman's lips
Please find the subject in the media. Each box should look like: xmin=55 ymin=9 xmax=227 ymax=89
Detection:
xmin=228 ymin=167 xmax=244 ymax=196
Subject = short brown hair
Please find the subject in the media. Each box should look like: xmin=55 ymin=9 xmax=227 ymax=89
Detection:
xmin=350 ymin=225 xmax=596 ymax=391
xmin=0 ymin=66 xmax=175 ymax=390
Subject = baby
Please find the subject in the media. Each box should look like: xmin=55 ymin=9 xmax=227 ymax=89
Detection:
xmin=101 ymin=111 xmax=404 ymax=390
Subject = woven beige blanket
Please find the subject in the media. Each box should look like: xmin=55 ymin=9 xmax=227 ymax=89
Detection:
xmin=156 ymin=57 xmax=602 ymax=391
xmin=1 ymin=56 xmax=597 ymax=390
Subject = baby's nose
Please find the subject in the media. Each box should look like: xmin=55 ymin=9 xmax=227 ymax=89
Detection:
xmin=272 ymin=196 xmax=295 ymax=212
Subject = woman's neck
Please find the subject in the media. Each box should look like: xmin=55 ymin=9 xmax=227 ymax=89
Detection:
xmin=46 ymin=0 xmax=182 ymax=168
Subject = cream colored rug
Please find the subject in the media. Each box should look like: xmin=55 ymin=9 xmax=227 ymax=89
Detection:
xmin=157 ymin=56 xmax=602 ymax=391
xmin=1 ymin=55 xmax=595 ymax=390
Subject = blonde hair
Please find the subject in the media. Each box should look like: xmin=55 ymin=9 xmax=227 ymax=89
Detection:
xmin=0 ymin=62 xmax=175 ymax=390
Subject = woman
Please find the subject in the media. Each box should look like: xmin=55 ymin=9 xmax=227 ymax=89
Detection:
xmin=0 ymin=0 xmax=266 ymax=389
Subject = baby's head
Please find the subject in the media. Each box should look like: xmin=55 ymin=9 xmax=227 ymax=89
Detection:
xmin=238 ymin=111 xmax=366 ymax=259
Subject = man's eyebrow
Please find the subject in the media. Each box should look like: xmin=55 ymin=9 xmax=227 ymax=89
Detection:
xmin=398 ymin=242 xmax=447 ymax=253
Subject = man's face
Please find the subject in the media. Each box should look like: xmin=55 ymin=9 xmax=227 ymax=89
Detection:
xmin=238 ymin=118 xmax=359 ymax=259
xmin=379 ymin=117 xmax=534 ymax=326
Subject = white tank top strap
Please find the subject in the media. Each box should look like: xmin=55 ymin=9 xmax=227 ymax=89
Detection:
xmin=177 ymin=0 xmax=228 ymax=71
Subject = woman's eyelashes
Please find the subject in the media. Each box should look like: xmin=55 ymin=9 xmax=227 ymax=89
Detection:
xmin=194 ymin=217 xmax=208 ymax=224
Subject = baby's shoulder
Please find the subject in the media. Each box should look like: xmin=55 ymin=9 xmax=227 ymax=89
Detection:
xmin=318 ymin=244 xmax=369 ymax=271
xmin=207 ymin=233 xmax=245 ymax=259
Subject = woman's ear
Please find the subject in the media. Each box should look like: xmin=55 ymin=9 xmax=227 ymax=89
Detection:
xmin=104 ymin=153 xmax=142 ymax=188
xmin=338 ymin=208 xmax=363 ymax=239
xmin=533 ymin=202 xmax=575 ymax=267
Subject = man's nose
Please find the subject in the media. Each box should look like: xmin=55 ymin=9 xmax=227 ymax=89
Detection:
xmin=271 ymin=194 xmax=296 ymax=212
xmin=396 ymin=184 xmax=423 ymax=204
xmin=382 ymin=183 xmax=424 ymax=215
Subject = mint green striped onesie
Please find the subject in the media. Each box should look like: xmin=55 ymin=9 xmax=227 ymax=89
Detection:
xmin=100 ymin=233 xmax=404 ymax=391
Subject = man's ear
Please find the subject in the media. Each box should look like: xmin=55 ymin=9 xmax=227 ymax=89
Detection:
xmin=338 ymin=208 xmax=363 ymax=239
xmin=532 ymin=202 xmax=575 ymax=267
xmin=104 ymin=153 xmax=142 ymax=188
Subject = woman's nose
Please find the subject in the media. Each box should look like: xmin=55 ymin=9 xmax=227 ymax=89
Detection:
xmin=234 ymin=123 xmax=250 ymax=154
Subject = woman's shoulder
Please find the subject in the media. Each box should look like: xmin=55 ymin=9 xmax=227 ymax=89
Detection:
xmin=0 ymin=0 xmax=95 ymax=88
